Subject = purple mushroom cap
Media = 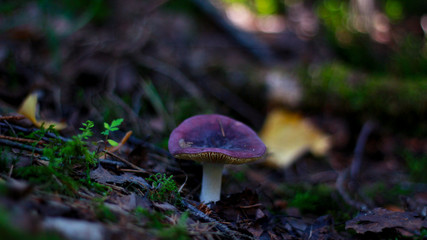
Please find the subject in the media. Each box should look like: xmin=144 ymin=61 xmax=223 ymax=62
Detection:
xmin=168 ymin=114 xmax=266 ymax=164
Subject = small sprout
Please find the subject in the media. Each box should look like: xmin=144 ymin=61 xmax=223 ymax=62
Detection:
xmin=79 ymin=120 xmax=94 ymax=140
xmin=101 ymin=118 xmax=123 ymax=147
xmin=101 ymin=118 xmax=123 ymax=136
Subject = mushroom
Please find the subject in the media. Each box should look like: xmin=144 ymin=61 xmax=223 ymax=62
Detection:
xmin=168 ymin=114 xmax=266 ymax=203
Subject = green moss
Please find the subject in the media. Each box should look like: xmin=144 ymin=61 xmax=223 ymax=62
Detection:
xmin=13 ymin=121 xmax=108 ymax=196
xmin=146 ymin=173 xmax=182 ymax=205
xmin=15 ymin=165 xmax=80 ymax=196
xmin=277 ymin=183 xmax=353 ymax=223
xmin=363 ymin=182 xmax=413 ymax=206
xmin=288 ymin=184 xmax=334 ymax=214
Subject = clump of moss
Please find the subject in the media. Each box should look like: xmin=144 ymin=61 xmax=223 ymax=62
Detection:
xmin=277 ymin=183 xmax=353 ymax=223
xmin=146 ymin=173 xmax=182 ymax=205
xmin=14 ymin=121 xmax=98 ymax=196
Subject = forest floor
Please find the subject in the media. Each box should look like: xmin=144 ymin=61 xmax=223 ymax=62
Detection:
xmin=0 ymin=0 xmax=426 ymax=239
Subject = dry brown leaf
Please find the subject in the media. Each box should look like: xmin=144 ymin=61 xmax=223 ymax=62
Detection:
xmin=259 ymin=109 xmax=330 ymax=168
xmin=18 ymin=93 xmax=67 ymax=130
xmin=346 ymin=208 xmax=427 ymax=237
xmin=90 ymin=165 xmax=149 ymax=188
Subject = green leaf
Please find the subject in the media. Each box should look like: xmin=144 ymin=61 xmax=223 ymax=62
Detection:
xmin=110 ymin=118 xmax=123 ymax=128
xmin=104 ymin=122 xmax=110 ymax=129
xmin=109 ymin=127 xmax=119 ymax=132
xmin=107 ymin=139 xmax=119 ymax=146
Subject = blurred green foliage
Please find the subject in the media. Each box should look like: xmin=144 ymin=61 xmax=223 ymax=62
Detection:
xmin=316 ymin=0 xmax=427 ymax=75
xmin=363 ymin=182 xmax=414 ymax=206
xmin=301 ymin=62 xmax=427 ymax=134
xmin=1 ymin=0 xmax=110 ymax=70
xmin=277 ymin=183 xmax=353 ymax=222
xmin=402 ymin=151 xmax=427 ymax=183
xmin=383 ymin=0 xmax=403 ymax=21
xmin=221 ymin=0 xmax=285 ymax=15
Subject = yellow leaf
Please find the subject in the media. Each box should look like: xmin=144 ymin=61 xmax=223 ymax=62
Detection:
xmin=259 ymin=109 xmax=330 ymax=168
xmin=35 ymin=121 xmax=68 ymax=131
xmin=18 ymin=93 xmax=67 ymax=130
xmin=18 ymin=93 xmax=38 ymax=125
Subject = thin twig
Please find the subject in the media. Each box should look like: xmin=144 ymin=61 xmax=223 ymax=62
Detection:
xmin=3 ymin=120 xmax=17 ymax=137
xmin=350 ymin=120 xmax=375 ymax=182
xmin=0 ymin=116 xmax=26 ymax=121
xmin=335 ymin=120 xmax=375 ymax=212
xmin=8 ymin=164 xmax=14 ymax=178
xmin=0 ymin=138 xmax=43 ymax=153
xmin=0 ymin=135 xmax=44 ymax=144
xmin=0 ymin=122 xmax=69 ymax=142
xmin=336 ymin=169 xmax=368 ymax=211
xmin=103 ymin=150 xmax=149 ymax=173
xmin=178 ymin=173 xmax=188 ymax=194
xmin=98 ymin=158 xmax=128 ymax=168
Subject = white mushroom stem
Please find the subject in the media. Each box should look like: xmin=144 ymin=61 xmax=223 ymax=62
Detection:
xmin=200 ymin=162 xmax=224 ymax=203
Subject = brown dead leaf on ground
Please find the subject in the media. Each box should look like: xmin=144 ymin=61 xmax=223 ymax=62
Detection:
xmin=90 ymin=164 xmax=150 ymax=188
xmin=346 ymin=208 xmax=427 ymax=237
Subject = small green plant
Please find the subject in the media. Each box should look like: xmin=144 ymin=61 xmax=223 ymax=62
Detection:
xmin=79 ymin=120 xmax=94 ymax=140
xmin=101 ymin=118 xmax=123 ymax=147
xmin=43 ymin=120 xmax=97 ymax=172
xmin=146 ymin=173 xmax=181 ymax=204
